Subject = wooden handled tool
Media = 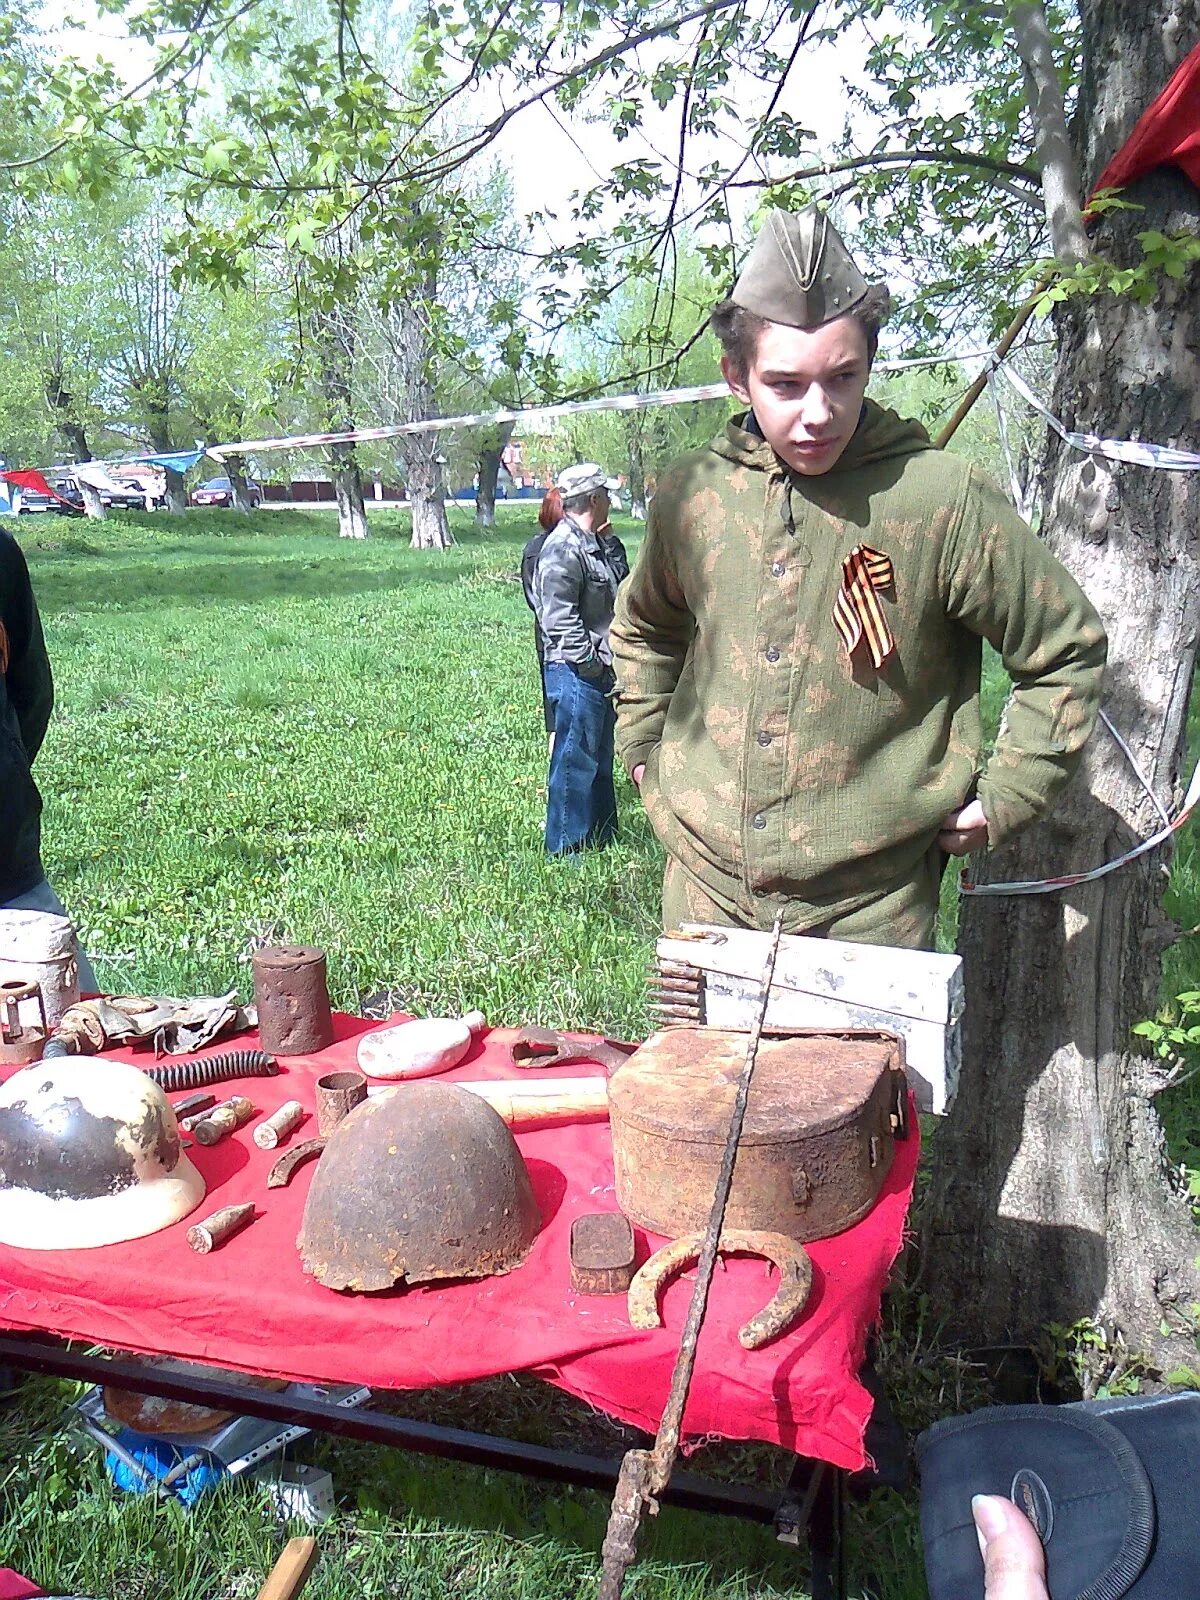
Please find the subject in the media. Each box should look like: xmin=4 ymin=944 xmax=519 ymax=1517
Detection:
xmin=255 ymin=1536 xmax=318 ymax=1600
xmin=445 ymin=1076 xmax=609 ymax=1127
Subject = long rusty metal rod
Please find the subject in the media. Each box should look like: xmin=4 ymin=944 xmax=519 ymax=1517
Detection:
xmin=934 ymin=271 xmax=1055 ymax=450
xmin=596 ymin=913 xmax=786 ymax=1600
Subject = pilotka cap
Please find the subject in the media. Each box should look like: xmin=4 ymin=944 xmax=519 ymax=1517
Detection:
xmin=732 ymin=206 xmax=870 ymax=329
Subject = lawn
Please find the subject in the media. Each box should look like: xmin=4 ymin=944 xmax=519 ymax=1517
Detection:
xmin=0 ymin=501 xmax=1196 ymax=1598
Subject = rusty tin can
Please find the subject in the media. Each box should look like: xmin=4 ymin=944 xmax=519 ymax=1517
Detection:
xmin=252 ymin=944 xmax=335 ymax=1055
xmin=608 ymin=1028 xmax=906 ymax=1243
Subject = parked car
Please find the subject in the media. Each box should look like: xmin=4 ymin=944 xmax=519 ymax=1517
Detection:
xmin=13 ymin=484 xmax=58 ymax=514
xmin=190 ymin=475 xmax=263 ymax=508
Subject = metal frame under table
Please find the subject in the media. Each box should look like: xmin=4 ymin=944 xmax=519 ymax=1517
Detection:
xmin=0 ymin=1332 xmax=852 ymax=1600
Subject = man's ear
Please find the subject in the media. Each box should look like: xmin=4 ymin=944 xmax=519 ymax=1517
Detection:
xmin=721 ymin=353 xmax=752 ymax=405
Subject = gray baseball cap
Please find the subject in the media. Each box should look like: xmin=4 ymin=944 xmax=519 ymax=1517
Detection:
xmin=731 ymin=206 xmax=869 ymax=329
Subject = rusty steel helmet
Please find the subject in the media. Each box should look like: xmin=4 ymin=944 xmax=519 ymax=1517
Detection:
xmin=0 ymin=1057 xmax=205 ymax=1250
xmin=298 ymin=1081 xmax=540 ymax=1291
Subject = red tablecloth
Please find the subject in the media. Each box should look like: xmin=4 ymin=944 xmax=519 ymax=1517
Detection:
xmin=0 ymin=1017 xmax=918 ymax=1471
xmin=0 ymin=1573 xmax=43 ymax=1600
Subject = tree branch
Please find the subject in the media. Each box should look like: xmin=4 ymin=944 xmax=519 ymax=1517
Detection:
xmin=1008 ymin=0 xmax=1089 ymax=262
xmin=725 ymin=145 xmax=1041 ymax=187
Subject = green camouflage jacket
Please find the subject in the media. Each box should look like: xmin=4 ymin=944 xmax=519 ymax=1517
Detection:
xmin=610 ymin=402 xmax=1107 ymax=928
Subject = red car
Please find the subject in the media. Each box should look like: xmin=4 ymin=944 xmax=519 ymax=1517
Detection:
xmin=190 ymin=475 xmax=263 ymax=508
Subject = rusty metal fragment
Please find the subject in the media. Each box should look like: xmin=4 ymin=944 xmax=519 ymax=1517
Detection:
xmin=146 ymin=1050 xmax=279 ymax=1093
xmin=315 ymin=1069 xmax=367 ymax=1135
xmin=570 ymin=1213 xmax=636 ymax=1294
xmin=187 ymin=1201 xmax=255 ymax=1254
xmin=298 ymin=1082 xmax=540 ymax=1291
xmin=253 ymin=945 xmax=334 ymax=1055
xmin=0 ymin=979 xmax=47 ymax=1066
xmin=254 ymin=1099 xmax=306 ymax=1149
xmin=508 ymin=1026 xmax=635 ymax=1074
xmin=627 ymin=1228 xmax=812 ymax=1350
xmin=266 ymin=1137 xmax=326 ymax=1189
xmin=192 ymin=1095 xmax=255 ymax=1146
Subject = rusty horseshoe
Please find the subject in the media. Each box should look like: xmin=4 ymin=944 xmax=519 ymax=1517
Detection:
xmin=627 ymin=1228 xmax=813 ymax=1350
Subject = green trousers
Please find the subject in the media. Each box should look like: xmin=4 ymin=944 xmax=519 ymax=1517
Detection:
xmin=661 ymin=851 xmax=945 ymax=952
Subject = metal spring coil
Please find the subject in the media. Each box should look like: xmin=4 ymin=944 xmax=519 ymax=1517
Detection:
xmin=145 ymin=1050 xmax=280 ymax=1091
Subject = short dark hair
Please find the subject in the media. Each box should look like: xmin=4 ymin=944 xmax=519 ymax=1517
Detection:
xmin=710 ymin=283 xmax=892 ymax=381
xmin=562 ymin=490 xmax=597 ymax=515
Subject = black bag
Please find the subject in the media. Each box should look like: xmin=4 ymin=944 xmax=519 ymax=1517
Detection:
xmin=917 ymin=1391 xmax=1200 ymax=1598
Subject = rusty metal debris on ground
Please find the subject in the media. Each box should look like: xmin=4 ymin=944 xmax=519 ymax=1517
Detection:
xmin=253 ymin=945 xmax=335 ymax=1055
xmin=171 ymin=1092 xmax=216 ymax=1121
xmin=508 ymin=1026 xmax=637 ymax=1074
xmin=266 ymin=1138 xmax=326 ymax=1189
xmin=627 ymin=1228 xmax=812 ymax=1350
xmin=187 ymin=1201 xmax=256 ymax=1254
xmin=298 ymin=1082 xmax=540 ymax=1292
xmin=596 ymin=914 xmax=785 ymax=1600
xmin=570 ymin=1214 xmax=636 ymax=1295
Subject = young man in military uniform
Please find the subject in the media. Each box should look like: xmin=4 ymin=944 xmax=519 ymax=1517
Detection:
xmin=609 ymin=207 xmax=1107 ymax=948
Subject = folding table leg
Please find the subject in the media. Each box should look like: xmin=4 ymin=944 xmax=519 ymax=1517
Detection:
xmin=807 ymin=1464 xmax=847 ymax=1600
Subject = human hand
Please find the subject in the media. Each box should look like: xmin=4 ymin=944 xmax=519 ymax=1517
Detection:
xmin=974 ymin=1495 xmax=1050 ymax=1600
xmin=937 ymin=798 xmax=989 ymax=855
xmin=632 ymin=764 xmax=645 ymax=788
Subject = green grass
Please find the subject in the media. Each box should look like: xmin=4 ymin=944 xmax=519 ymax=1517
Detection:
xmin=1 ymin=501 xmax=1198 ymax=1598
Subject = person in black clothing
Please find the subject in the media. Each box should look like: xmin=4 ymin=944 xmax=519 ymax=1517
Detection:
xmin=0 ymin=526 xmax=96 ymax=987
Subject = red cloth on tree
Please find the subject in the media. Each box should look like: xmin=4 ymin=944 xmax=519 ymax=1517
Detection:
xmin=0 ymin=1016 xmax=918 ymax=1471
xmin=1090 ymin=41 xmax=1200 ymax=200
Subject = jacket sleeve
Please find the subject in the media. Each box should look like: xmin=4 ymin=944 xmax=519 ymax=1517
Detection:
xmin=610 ymin=496 xmax=695 ymax=776
xmin=940 ymin=466 xmax=1107 ymax=847
xmin=533 ymin=535 xmax=605 ymax=677
xmin=1 ymin=534 xmax=53 ymax=761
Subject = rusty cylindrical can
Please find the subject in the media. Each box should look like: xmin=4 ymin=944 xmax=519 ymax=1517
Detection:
xmin=252 ymin=945 xmax=335 ymax=1056
xmin=315 ymin=1070 xmax=367 ymax=1137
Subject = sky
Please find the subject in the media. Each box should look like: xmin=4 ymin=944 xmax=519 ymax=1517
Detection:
xmin=33 ymin=0 xmax=876 ymax=233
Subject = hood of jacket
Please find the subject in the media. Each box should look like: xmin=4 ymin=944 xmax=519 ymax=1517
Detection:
xmin=710 ymin=398 xmax=934 ymax=478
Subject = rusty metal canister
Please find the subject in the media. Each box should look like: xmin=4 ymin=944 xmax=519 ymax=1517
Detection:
xmin=0 ymin=978 xmax=48 ymax=1066
xmin=607 ymin=1029 xmax=907 ymax=1244
xmin=315 ymin=1071 xmax=367 ymax=1136
xmin=252 ymin=945 xmax=334 ymax=1055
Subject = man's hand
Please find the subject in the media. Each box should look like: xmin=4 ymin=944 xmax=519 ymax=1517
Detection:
xmin=937 ymin=798 xmax=989 ymax=855
xmin=632 ymin=764 xmax=645 ymax=788
xmin=973 ymin=1495 xmax=1050 ymax=1600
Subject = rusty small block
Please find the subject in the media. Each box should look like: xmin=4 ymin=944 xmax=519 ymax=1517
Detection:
xmin=570 ymin=1213 xmax=636 ymax=1295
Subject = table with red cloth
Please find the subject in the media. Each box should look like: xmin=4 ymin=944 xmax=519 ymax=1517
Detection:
xmin=0 ymin=1014 xmax=918 ymax=1473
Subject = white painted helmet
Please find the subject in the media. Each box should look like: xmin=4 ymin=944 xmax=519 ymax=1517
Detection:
xmin=0 ymin=1058 xmax=205 ymax=1249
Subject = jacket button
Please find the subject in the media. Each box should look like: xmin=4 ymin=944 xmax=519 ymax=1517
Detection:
xmin=757 ymin=732 xmax=772 ymax=747
xmin=771 ymin=561 xmax=785 ymax=577
xmin=752 ymin=813 xmax=766 ymax=829
xmin=764 ymin=645 xmax=780 ymax=662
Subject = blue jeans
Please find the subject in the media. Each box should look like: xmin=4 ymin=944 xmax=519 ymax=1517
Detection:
xmin=544 ymin=663 xmax=618 ymax=854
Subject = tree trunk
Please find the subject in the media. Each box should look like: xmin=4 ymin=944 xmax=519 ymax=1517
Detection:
xmin=925 ymin=5 xmax=1200 ymax=1372
xmin=408 ymin=445 xmax=453 ymax=549
xmin=626 ymin=426 xmax=647 ymax=520
xmin=45 ymin=369 xmax=91 ymax=462
xmin=476 ymin=422 xmax=514 ymax=528
xmin=330 ymin=442 xmax=368 ymax=539
xmin=227 ymin=457 xmax=255 ymax=513
xmin=77 ymin=478 xmax=107 ymax=520
xmin=163 ymin=465 xmax=188 ymax=514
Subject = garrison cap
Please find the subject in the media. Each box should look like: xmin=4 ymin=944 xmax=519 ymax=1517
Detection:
xmin=732 ymin=206 xmax=869 ymax=329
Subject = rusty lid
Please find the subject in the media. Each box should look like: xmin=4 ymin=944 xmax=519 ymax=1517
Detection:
xmin=607 ymin=1028 xmax=899 ymax=1146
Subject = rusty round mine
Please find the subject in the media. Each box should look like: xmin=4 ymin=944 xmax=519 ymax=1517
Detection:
xmin=252 ymin=945 xmax=335 ymax=1055
xmin=298 ymin=1081 xmax=541 ymax=1292
xmin=315 ymin=1069 xmax=367 ymax=1136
